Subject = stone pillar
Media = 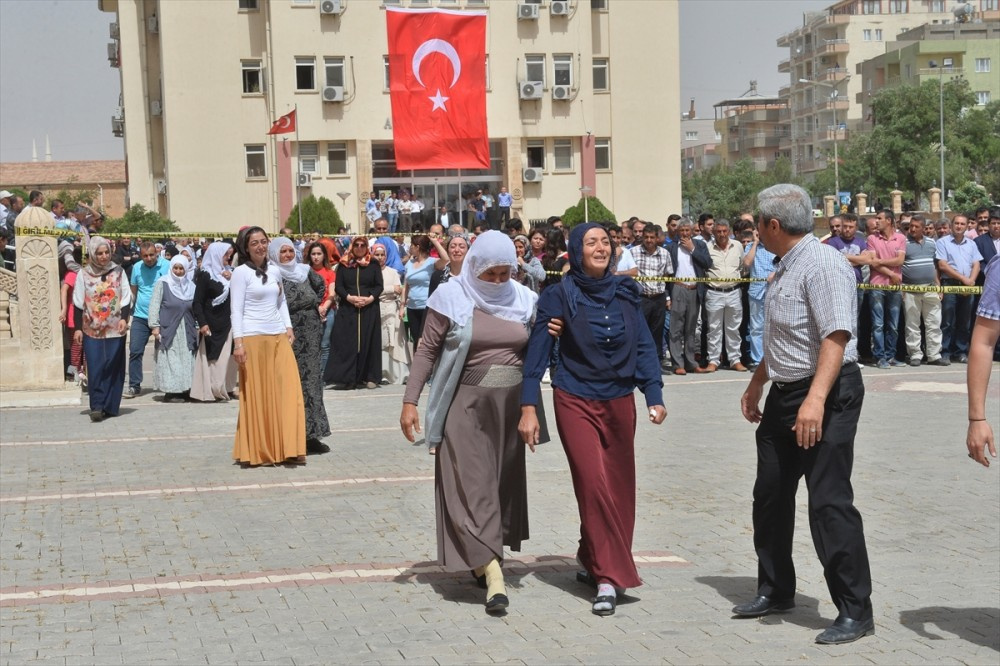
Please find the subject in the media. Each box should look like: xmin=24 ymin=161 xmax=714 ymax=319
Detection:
xmin=505 ymin=136 xmax=524 ymax=219
xmin=355 ymin=139 xmax=373 ymax=235
xmin=891 ymin=189 xmax=903 ymax=215
xmin=855 ymin=192 xmax=867 ymax=214
xmin=823 ymin=195 xmax=836 ymax=218
xmin=928 ymin=187 xmax=942 ymax=214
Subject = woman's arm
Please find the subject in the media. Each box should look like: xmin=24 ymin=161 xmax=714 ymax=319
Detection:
xmin=632 ymin=299 xmax=665 ymax=411
xmin=520 ymin=288 xmax=561 ymax=407
xmin=400 ymin=309 xmax=451 ymax=442
xmin=192 ymin=272 xmax=208 ymax=327
xmin=147 ymin=281 xmax=164 ymax=329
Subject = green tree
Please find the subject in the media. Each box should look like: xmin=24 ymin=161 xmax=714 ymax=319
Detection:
xmin=951 ymin=99 xmax=1000 ymax=200
xmin=682 ymin=159 xmax=764 ymax=219
xmin=285 ymin=195 xmax=343 ymax=235
xmin=561 ymin=196 xmax=616 ymax=226
xmin=948 ymin=180 xmax=994 ymax=213
xmin=102 ymin=204 xmax=179 ymax=235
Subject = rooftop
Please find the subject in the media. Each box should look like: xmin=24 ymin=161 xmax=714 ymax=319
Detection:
xmin=0 ymin=160 xmax=126 ymax=187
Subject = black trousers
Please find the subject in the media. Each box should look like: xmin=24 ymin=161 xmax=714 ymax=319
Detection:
xmin=752 ymin=364 xmax=872 ymax=621
xmin=639 ymin=294 xmax=667 ymax=360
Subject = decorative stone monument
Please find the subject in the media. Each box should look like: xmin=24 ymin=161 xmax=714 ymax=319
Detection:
xmin=855 ymin=192 xmax=867 ymax=214
xmin=891 ymin=190 xmax=903 ymax=215
xmin=823 ymin=195 xmax=836 ymax=218
xmin=928 ymin=187 xmax=942 ymax=215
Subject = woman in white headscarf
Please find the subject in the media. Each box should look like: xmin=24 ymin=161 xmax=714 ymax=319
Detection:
xmin=190 ymin=241 xmax=238 ymax=402
xmin=149 ymin=255 xmax=198 ymax=401
xmin=72 ymin=236 xmax=133 ymax=422
xmin=399 ymin=230 xmax=542 ymax=615
xmin=270 ymin=237 xmax=331 ymax=452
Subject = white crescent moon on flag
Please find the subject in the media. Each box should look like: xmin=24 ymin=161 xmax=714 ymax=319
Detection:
xmin=278 ymin=116 xmax=290 ymax=129
xmin=412 ymin=39 xmax=461 ymax=89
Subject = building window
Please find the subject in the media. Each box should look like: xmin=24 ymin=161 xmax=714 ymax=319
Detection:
xmin=930 ymin=0 xmax=944 ymax=11
xmin=295 ymin=57 xmax=315 ymax=91
xmin=904 ymin=63 xmax=911 ymax=79
xmin=299 ymin=142 xmax=319 ymax=174
xmin=245 ymin=145 xmax=266 ymax=178
xmin=863 ymin=29 xmax=872 ymax=41
xmin=553 ymin=138 xmax=573 ymax=170
xmin=525 ymin=55 xmax=546 ymax=85
xmin=975 ymin=58 xmax=991 ymax=73
xmin=238 ymin=0 xmax=259 ymax=10
xmin=943 ymin=56 xmax=954 ymax=68
xmin=327 ymin=142 xmax=347 ymax=175
xmin=591 ymin=0 xmax=607 ymax=9
xmin=714 ymin=130 xmax=722 ymax=141
xmin=291 ymin=0 xmax=313 ymax=4
xmin=976 ymin=91 xmax=991 ymax=105
xmin=685 ymin=131 xmax=698 ymax=141
xmin=526 ymin=140 xmax=545 ymax=169
xmin=242 ymin=60 xmax=262 ymax=94
xmin=875 ymin=28 xmax=883 ymax=40
xmin=553 ymin=54 xmax=573 ymax=87
xmin=595 ymin=138 xmax=611 ymax=170
xmin=862 ymin=0 xmax=879 ymax=14
xmin=887 ymin=0 xmax=906 ymax=13
xmin=982 ymin=0 xmax=998 ymax=10
xmin=324 ymin=56 xmax=345 ymax=87
xmin=592 ymin=58 xmax=609 ymax=91
xmin=383 ymin=55 xmax=390 ymax=90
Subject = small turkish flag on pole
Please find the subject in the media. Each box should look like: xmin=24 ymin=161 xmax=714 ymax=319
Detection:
xmin=267 ymin=109 xmax=296 ymax=135
xmin=386 ymin=7 xmax=489 ymax=170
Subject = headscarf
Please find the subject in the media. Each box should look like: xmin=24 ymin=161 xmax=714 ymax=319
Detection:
xmin=268 ymin=236 xmax=311 ymax=284
xmin=340 ymin=236 xmax=371 ymax=268
xmin=374 ymin=237 xmax=405 ymax=275
xmin=512 ymin=234 xmax=531 ymax=260
xmin=318 ymin=237 xmax=340 ymax=266
xmin=201 ymin=241 xmax=232 ymax=307
xmin=159 ymin=255 xmax=195 ymax=301
xmin=84 ymin=236 xmax=118 ymax=277
xmin=564 ymin=222 xmax=638 ymax=318
xmin=427 ymin=230 xmax=537 ymax=327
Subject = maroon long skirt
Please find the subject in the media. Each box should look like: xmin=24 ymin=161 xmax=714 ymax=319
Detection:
xmin=553 ymin=388 xmax=642 ymax=589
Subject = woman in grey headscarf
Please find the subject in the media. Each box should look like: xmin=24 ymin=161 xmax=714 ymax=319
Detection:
xmin=149 ymin=255 xmax=198 ymax=401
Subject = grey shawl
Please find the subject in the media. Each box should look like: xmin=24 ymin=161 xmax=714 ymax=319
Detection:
xmin=423 ymin=318 xmax=474 ymax=448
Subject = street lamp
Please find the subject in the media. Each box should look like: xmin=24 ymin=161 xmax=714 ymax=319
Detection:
xmin=336 ymin=191 xmax=352 ymax=233
xmin=928 ymin=60 xmax=946 ymax=220
xmin=579 ymin=186 xmax=593 ymax=225
xmin=800 ymin=76 xmax=850 ymax=210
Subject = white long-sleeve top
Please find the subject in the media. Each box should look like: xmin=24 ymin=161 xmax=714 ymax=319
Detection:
xmin=230 ymin=263 xmax=292 ymax=338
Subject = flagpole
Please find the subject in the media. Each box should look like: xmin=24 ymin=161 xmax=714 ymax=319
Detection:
xmin=294 ymin=104 xmax=303 ymax=235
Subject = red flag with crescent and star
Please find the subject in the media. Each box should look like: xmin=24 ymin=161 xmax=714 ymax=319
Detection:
xmin=386 ymin=7 xmax=489 ymax=170
xmin=267 ymin=109 xmax=296 ymax=135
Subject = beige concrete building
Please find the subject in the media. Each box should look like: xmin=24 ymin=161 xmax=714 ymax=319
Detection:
xmin=680 ymin=106 xmax=721 ymax=174
xmin=98 ymin=0 xmax=680 ymax=232
xmin=775 ymin=0 xmax=983 ymax=175
xmin=0 ymin=161 xmax=128 ymax=217
xmin=712 ymin=83 xmax=789 ymax=172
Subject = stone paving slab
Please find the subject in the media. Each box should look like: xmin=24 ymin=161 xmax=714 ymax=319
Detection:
xmin=1 ymin=364 xmax=998 ymax=664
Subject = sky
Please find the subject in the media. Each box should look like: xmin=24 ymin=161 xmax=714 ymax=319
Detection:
xmin=0 ymin=0 xmax=834 ymax=164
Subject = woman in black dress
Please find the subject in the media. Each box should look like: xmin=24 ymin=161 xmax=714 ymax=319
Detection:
xmin=190 ymin=241 xmax=238 ymax=402
xmin=324 ymin=236 xmax=383 ymax=390
xmin=270 ymin=237 xmax=331 ymax=450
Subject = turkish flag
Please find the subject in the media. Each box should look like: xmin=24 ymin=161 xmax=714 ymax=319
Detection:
xmin=386 ymin=8 xmax=489 ymax=170
xmin=267 ymin=109 xmax=296 ymax=135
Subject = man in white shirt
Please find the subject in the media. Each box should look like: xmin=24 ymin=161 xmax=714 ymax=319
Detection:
xmin=705 ymin=218 xmax=748 ymax=372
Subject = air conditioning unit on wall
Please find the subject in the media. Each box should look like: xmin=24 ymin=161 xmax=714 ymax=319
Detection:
xmin=519 ymin=81 xmax=543 ymax=100
xmin=523 ymin=168 xmax=543 ymax=183
xmin=298 ymin=173 xmax=313 ymax=187
xmin=551 ymin=1 xmax=570 ymax=16
xmin=320 ymin=0 xmax=342 ymax=15
xmin=552 ymin=85 xmax=571 ymax=100
xmin=323 ymin=86 xmax=344 ymax=102
xmin=518 ymin=3 xmax=539 ymax=20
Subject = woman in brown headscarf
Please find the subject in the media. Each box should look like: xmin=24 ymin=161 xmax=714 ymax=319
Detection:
xmin=324 ymin=236 xmax=383 ymax=390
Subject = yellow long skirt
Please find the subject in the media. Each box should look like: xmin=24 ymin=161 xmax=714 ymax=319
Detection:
xmin=232 ymin=334 xmax=306 ymax=466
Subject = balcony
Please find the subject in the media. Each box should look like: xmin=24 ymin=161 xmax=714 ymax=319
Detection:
xmin=747 ymin=132 xmax=785 ymax=148
xmin=797 ymin=157 xmax=828 ymax=173
xmin=815 ymin=95 xmax=849 ymax=112
xmin=778 ymin=84 xmax=791 ymax=98
xmin=823 ymin=13 xmax=850 ymax=26
xmin=779 ymin=133 xmax=794 ymax=150
xmin=818 ymin=67 xmax=849 ymax=82
xmin=815 ymin=39 xmax=849 ymax=56
xmin=778 ymin=58 xmax=791 ymax=73
xmin=816 ymin=125 xmax=848 ymax=143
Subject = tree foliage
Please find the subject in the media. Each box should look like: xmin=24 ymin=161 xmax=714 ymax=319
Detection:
xmin=682 ymin=157 xmax=801 ymax=220
xmin=948 ymin=181 xmax=994 ymax=213
xmin=285 ymin=195 xmax=343 ymax=235
xmin=562 ymin=196 xmax=616 ymax=226
xmin=102 ymin=204 xmax=179 ymax=235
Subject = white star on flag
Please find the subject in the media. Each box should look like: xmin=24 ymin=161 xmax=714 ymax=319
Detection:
xmin=429 ymin=89 xmax=449 ymax=112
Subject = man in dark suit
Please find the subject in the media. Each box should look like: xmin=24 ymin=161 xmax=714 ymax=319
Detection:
xmin=973 ymin=207 xmax=1000 ymax=281
xmin=667 ymin=218 xmax=713 ymax=374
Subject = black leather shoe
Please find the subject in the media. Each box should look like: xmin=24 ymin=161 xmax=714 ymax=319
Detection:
xmin=732 ymin=595 xmax=795 ymax=618
xmin=815 ymin=616 xmax=875 ymax=644
xmin=485 ymin=593 xmax=508 ymax=614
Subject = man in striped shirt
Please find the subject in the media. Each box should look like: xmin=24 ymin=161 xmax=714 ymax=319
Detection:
xmin=901 ymin=215 xmax=947 ymax=366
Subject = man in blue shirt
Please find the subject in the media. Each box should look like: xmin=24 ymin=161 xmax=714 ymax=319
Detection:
xmin=126 ymin=243 xmax=170 ymax=398
xmin=742 ymin=226 xmax=775 ymax=369
xmin=936 ymin=214 xmax=982 ymax=363
xmin=497 ymin=186 xmax=512 ymax=228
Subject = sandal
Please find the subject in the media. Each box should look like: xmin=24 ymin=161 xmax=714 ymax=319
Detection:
xmin=592 ymin=594 xmax=616 ymax=617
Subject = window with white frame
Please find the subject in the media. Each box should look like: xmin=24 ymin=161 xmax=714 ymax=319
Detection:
xmin=242 ymin=60 xmax=262 ymax=94
xmin=526 ymin=140 xmax=545 ymax=169
xmin=467 ymin=0 xmax=487 ymax=5
xmin=591 ymin=0 xmax=607 ymax=9
xmin=299 ymin=143 xmax=319 ymax=174
xmin=295 ymin=57 xmax=315 ymax=91
xmin=862 ymin=0 xmax=879 ymax=14
xmin=875 ymin=28 xmax=883 ymax=40
xmin=525 ymin=55 xmax=546 ymax=86
xmin=714 ymin=130 xmax=722 ymax=141
xmin=553 ymin=54 xmax=573 ymax=87
xmin=976 ymin=91 xmax=991 ymax=105
xmin=327 ymin=142 xmax=347 ymax=175
xmin=685 ymin=131 xmax=698 ymax=141
xmin=383 ymin=55 xmax=390 ymax=90
xmin=930 ymin=0 xmax=944 ymax=11
xmin=238 ymin=0 xmax=259 ymax=10
xmin=982 ymin=0 xmax=998 ymax=11
xmin=887 ymin=0 xmax=906 ymax=13
xmin=553 ymin=139 xmax=573 ymax=170
xmin=245 ymin=145 xmax=266 ymax=178
xmin=595 ymin=138 xmax=611 ymax=170
xmin=592 ymin=58 xmax=609 ymax=91
xmin=324 ymin=57 xmax=345 ymax=87
xmin=975 ymin=58 xmax=991 ymax=73
xmin=863 ymin=29 xmax=871 ymax=41
xmin=291 ymin=0 xmax=313 ymax=5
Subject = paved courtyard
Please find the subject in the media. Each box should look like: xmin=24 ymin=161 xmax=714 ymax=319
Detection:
xmin=1 ymin=362 xmax=998 ymax=665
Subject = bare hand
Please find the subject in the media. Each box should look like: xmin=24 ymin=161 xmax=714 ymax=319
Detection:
xmin=117 ymin=319 xmax=128 ymax=335
xmin=548 ymin=317 xmax=564 ymax=338
xmin=518 ymin=407 xmax=539 ymax=452
xmin=59 ymin=312 xmax=67 ymax=324
xmin=665 ymin=299 xmax=671 ymax=311
xmin=741 ymin=382 xmax=763 ymax=423
xmin=286 ymin=327 xmax=295 ymax=345
xmin=73 ymin=329 xmax=83 ymax=344
xmin=793 ymin=395 xmax=824 ymax=449
xmin=967 ymin=421 xmax=997 ymax=467
xmin=400 ymin=403 xmax=421 ymax=442
xmin=151 ymin=326 xmax=161 ymax=340
xmin=648 ymin=405 xmax=667 ymax=425
xmin=680 ymin=237 xmax=694 ymax=252
xmin=200 ymin=325 xmax=211 ymax=336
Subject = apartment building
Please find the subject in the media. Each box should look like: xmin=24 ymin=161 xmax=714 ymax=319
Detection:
xmin=712 ymin=83 xmax=789 ymax=172
xmin=98 ymin=0 xmax=680 ymax=232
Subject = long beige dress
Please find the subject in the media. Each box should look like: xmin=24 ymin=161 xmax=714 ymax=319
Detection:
xmin=403 ymin=308 xmax=530 ymax=570
xmin=379 ymin=266 xmax=410 ymax=384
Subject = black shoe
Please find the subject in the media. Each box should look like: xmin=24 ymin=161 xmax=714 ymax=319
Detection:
xmin=485 ymin=593 xmax=509 ymax=614
xmin=89 ymin=410 xmax=105 ymax=423
xmin=732 ymin=595 xmax=795 ymax=618
xmin=591 ymin=594 xmax=617 ymax=617
xmin=954 ymin=354 xmax=969 ymax=363
xmin=908 ymin=358 xmax=921 ymax=367
xmin=928 ymin=357 xmax=951 ymax=366
xmin=815 ymin=616 xmax=875 ymax=644
xmin=306 ymin=439 xmax=330 ymax=454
